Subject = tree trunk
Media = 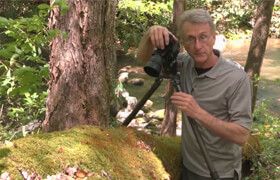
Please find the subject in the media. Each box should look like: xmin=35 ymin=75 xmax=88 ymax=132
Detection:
xmin=161 ymin=80 xmax=177 ymax=136
xmin=244 ymin=0 xmax=275 ymax=112
xmin=161 ymin=0 xmax=185 ymax=137
xmin=42 ymin=0 xmax=117 ymax=132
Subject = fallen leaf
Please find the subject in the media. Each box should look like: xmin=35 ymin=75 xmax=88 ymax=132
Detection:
xmin=18 ymin=167 xmax=42 ymax=180
xmin=65 ymin=163 xmax=78 ymax=176
xmin=1 ymin=172 xmax=11 ymax=180
xmin=137 ymin=140 xmax=151 ymax=152
xmin=29 ymin=169 xmax=42 ymax=180
xmin=75 ymin=170 xmax=88 ymax=178
xmin=18 ymin=167 xmax=28 ymax=179
xmin=87 ymin=172 xmax=98 ymax=177
xmin=47 ymin=173 xmax=74 ymax=180
xmin=101 ymin=170 xmax=111 ymax=179
xmin=151 ymin=170 xmax=157 ymax=180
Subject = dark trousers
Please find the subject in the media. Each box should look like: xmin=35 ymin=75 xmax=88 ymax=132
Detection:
xmin=181 ymin=165 xmax=238 ymax=180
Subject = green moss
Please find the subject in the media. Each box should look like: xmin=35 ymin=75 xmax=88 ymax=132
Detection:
xmin=0 ymin=148 xmax=11 ymax=159
xmin=242 ymin=134 xmax=262 ymax=161
xmin=1 ymin=126 xmax=262 ymax=179
xmin=0 ymin=126 xmax=181 ymax=179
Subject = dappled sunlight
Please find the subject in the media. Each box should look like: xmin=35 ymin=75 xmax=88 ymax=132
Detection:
xmin=261 ymin=58 xmax=280 ymax=80
xmin=223 ymin=38 xmax=280 ymax=115
xmin=224 ymin=38 xmax=280 ymax=80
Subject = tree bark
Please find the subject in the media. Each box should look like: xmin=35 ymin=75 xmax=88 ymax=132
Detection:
xmin=42 ymin=0 xmax=117 ymax=132
xmin=161 ymin=0 xmax=185 ymax=137
xmin=244 ymin=0 xmax=275 ymax=112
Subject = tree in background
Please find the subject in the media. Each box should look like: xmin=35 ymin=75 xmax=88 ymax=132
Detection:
xmin=161 ymin=0 xmax=185 ymax=136
xmin=42 ymin=0 xmax=117 ymax=132
xmin=245 ymin=0 xmax=275 ymax=112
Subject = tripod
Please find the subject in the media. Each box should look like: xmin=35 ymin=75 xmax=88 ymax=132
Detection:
xmin=121 ymin=72 xmax=220 ymax=180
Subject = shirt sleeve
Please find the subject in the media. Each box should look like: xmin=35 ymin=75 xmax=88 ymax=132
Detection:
xmin=227 ymin=74 xmax=253 ymax=130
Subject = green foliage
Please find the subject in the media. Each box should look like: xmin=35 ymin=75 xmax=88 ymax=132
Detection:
xmin=0 ymin=0 xmax=49 ymax=19
xmin=185 ymin=0 xmax=257 ymax=39
xmin=0 ymin=4 xmax=54 ymax=140
xmin=116 ymin=0 xmax=173 ymax=52
xmin=0 ymin=1 xmax=69 ymax=141
xmin=270 ymin=1 xmax=280 ymax=38
xmin=189 ymin=0 xmax=280 ymax=39
xmin=115 ymin=0 xmax=258 ymax=49
xmin=52 ymin=0 xmax=69 ymax=15
xmin=247 ymin=99 xmax=280 ymax=179
xmin=116 ymin=0 xmax=280 ymax=44
xmin=109 ymin=79 xmax=126 ymax=128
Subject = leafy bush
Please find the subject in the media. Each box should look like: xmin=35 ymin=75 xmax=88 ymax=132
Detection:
xmin=115 ymin=0 xmax=256 ymax=47
xmin=116 ymin=0 xmax=173 ymax=52
xmin=116 ymin=0 xmax=280 ymax=49
xmin=185 ymin=0 xmax=257 ymax=39
xmin=0 ymin=0 xmax=49 ymax=19
xmin=0 ymin=4 xmax=58 ymax=140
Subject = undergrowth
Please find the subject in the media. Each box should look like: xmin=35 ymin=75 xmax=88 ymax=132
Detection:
xmin=244 ymin=99 xmax=280 ymax=179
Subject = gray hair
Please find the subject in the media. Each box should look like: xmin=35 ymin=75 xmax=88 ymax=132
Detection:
xmin=177 ymin=9 xmax=216 ymax=39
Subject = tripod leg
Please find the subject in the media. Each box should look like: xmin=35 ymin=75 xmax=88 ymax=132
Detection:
xmin=172 ymin=73 xmax=220 ymax=180
xmin=121 ymin=77 xmax=163 ymax=126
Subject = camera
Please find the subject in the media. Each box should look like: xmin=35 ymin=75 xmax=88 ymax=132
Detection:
xmin=144 ymin=33 xmax=180 ymax=77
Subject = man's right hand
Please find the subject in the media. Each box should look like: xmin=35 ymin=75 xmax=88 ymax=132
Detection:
xmin=148 ymin=25 xmax=178 ymax=49
xmin=137 ymin=25 xmax=177 ymax=63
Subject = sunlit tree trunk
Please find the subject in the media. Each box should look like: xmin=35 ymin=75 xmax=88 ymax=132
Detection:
xmin=244 ymin=0 xmax=275 ymax=112
xmin=161 ymin=0 xmax=185 ymax=136
xmin=42 ymin=0 xmax=117 ymax=132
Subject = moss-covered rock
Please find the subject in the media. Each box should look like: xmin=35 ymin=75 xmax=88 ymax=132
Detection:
xmin=0 ymin=126 xmax=181 ymax=179
xmin=0 ymin=126 xmax=262 ymax=179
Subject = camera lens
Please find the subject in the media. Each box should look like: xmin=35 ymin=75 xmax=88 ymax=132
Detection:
xmin=144 ymin=54 xmax=162 ymax=77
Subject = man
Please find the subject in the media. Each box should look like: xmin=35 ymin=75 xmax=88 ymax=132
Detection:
xmin=137 ymin=9 xmax=252 ymax=180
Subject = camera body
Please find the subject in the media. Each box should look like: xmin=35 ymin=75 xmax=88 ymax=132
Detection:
xmin=144 ymin=33 xmax=180 ymax=77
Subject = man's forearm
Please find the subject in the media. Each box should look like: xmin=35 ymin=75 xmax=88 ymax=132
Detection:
xmin=136 ymin=31 xmax=154 ymax=63
xmin=195 ymin=109 xmax=250 ymax=146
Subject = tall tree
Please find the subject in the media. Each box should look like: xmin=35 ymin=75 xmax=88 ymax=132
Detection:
xmin=161 ymin=0 xmax=185 ymax=136
xmin=42 ymin=0 xmax=117 ymax=132
xmin=245 ymin=0 xmax=275 ymax=112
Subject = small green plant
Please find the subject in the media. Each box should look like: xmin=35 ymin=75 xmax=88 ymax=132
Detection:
xmin=248 ymin=98 xmax=280 ymax=179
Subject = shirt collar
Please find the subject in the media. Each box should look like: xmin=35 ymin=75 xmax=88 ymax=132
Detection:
xmin=198 ymin=49 xmax=223 ymax=79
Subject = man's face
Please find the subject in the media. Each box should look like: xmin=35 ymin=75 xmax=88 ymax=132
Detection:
xmin=182 ymin=21 xmax=216 ymax=68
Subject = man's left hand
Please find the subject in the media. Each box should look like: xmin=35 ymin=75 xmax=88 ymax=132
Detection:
xmin=171 ymin=92 xmax=203 ymax=119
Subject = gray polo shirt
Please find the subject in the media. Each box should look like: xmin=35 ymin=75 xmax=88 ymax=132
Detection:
xmin=177 ymin=50 xmax=252 ymax=179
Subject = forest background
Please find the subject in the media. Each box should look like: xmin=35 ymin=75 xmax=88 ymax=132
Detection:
xmin=0 ymin=0 xmax=280 ymax=179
